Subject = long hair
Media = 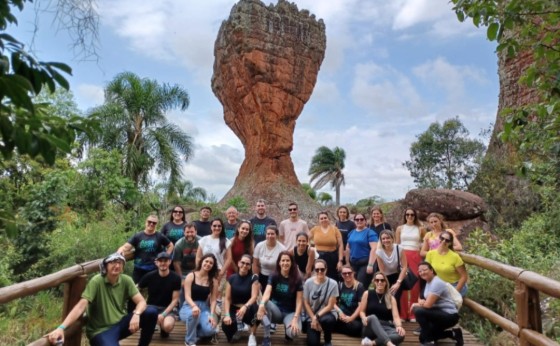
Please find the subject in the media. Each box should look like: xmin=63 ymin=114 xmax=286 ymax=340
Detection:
xmin=341 ymin=264 xmax=360 ymax=290
xmin=440 ymin=230 xmax=456 ymax=251
xmin=369 ymin=206 xmax=385 ymax=225
xmin=233 ymin=220 xmax=254 ymax=256
xmin=427 ymin=212 xmax=448 ymax=231
xmin=372 ymin=271 xmax=393 ymax=310
xmin=195 ymin=253 xmax=219 ymax=293
xmin=402 ymin=208 xmax=421 ymax=227
xmin=275 ymin=251 xmax=301 ymax=292
xmin=379 ymin=229 xmax=395 ymax=250
xmin=336 ymin=205 xmax=350 ymax=221
xmin=210 ymin=218 xmax=227 ymax=253
xmin=239 ymin=253 xmax=254 ymax=276
xmin=169 ymin=205 xmax=186 ymax=222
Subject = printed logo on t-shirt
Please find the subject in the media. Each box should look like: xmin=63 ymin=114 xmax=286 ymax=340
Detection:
xmin=139 ymin=239 xmax=157 ymax=252
xmin=253 ymin=224 xmax=265 ymax=237
xmin=340 ymin=291 xmax=354 ymax=307
xmin=276 ymin=283 xmax=289 ymax=294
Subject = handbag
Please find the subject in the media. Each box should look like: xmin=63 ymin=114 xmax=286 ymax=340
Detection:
xmin=396 ymin=245 xmax=418 ymax=290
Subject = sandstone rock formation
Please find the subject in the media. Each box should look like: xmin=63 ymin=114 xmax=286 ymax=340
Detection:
xmin=385 ymin=189 xmax=491 ymax=244
xmin=211 ymin=0 xmax=326 ymax=219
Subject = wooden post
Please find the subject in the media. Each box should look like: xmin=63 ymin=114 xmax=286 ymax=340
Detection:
xmin=62 ymin=274 xmax=87 ymax=346
xmin=515 ymin=279 xmax=542 ymax=346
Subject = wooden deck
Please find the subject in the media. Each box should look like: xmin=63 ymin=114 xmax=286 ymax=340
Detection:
xmin=120 ymin=321 xmax=482 ymax=345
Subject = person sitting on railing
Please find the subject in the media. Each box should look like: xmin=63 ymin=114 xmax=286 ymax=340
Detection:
xmin=411 ymin=261 xmax=464 ymax=346
xmin=425 ymin=230 xmax=468 ymax=297
xmin=46 ymin=252 xmax=158 ymax=346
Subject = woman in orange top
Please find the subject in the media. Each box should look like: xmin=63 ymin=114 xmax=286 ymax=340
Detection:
xmin=309 ymin=211 xmax=343 ymax=280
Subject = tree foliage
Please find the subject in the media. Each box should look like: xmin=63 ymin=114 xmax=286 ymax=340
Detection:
xmin=83 ymin=71 xmax=193 ymax=190
xmin=301 ymin=183 xmax=317 ymax=200
xmin=308 ymin=146 xmax=346 ymax=205
xmin=403 ymin=117 xmax=486 ymax=190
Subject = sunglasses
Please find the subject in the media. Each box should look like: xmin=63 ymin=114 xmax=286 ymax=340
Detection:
xmin=341 ymin=272 xmax=353 ymax=276
xmin=374 ymin=279 xmax=386 ymax=283
xmin=440 ymin=236 xmax=452 ymax=243
xmin=173 ymin=210 xmax=184 ymax=214
xmin=288 ymin=208 xmax=297 ymax=211
xmin=315 ymin=268 xmax=326 ymax=273
xmin=147 ymin=221 xmax=158 ymax=226
xmin=405 ymin=213 xmax=415 ymax=217
xmin=354 ymin=218 xmax=365 ymax=221
xmin=239 ymin=261 xmax=251 ymax=266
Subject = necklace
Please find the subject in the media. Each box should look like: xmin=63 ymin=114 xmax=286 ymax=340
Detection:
xmin=375 ymin=292 xmax=384 ymax=303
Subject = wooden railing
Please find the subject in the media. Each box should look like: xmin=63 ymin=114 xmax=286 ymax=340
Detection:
xmin=459 ymin=253 xmax=560 ymax=346
xmin=0 ymin=253 xmax=559 ymax=346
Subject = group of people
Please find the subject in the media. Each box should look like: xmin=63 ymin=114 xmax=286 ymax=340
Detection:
xmin=46 ymin=200 xmax=468 ymax=346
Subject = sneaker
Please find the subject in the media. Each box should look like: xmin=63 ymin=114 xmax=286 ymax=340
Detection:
xmin=248 ymin=334 xmax=257 ymax=346
xmin=453 ymin=327 xmax=464 ymax=346
xmin=160 ymin=329 xmax=170 ymax=338
xmin=410 ymin=318 xmax=416 ymax=323
xmin=361 ymin=337 xmax=374 ymax=346
xmin=261 ymin=336 xmax=271 ymax=346
xmin=270 ymin=323 xmax=276 ymax=334
xmin=413 ymin=327 xmax=422 ymax=335
xmin=232 ymin=331 xmax=242 ymax=342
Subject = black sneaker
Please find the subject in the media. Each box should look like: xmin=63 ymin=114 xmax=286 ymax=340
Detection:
xmin=413 ymin=327 xmax=422 ymax=335
xmin=453 ymin=327 xmax=464 ymax=346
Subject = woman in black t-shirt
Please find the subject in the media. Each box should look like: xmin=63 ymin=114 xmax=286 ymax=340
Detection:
xmin=334 ymin=265 xmax=365 ymax=336
xmin=336 ymin=205 xmax=356 ymax=254
xmin=222 ymin=254 xmax=260 ymax=345
xmin=358 ymin=272 xmax=405 ymax=346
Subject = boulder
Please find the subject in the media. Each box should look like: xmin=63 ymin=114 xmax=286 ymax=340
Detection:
xmin=211 ymin=0 xmax=326 ymax=218
xmin=404 ymin=189 xmax=487 ymax=221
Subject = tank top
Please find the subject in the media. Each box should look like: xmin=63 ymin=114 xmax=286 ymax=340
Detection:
xmin=190 ymin=273 xmax=211 ymax=301
xmin=400 ymin=224 xmax=421 ymax=250
xmin=293 ymin=245 xmax=309 ymax=274
xmin=365 ymin=289 xmax=393 ymax=321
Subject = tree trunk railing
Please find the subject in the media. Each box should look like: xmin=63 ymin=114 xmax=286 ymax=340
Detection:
xmin=460 ymin=253 xmax=560 ymax=346
xmin=0 ymin=253 xmax=558 ymax=346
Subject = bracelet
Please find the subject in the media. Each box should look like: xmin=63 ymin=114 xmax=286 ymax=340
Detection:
xmin=224 ymin=313 xmax=231 ymax=317
xmin=367 ymin=263 xmax=374 ymax=267
xmin=161 ymin=311 xmax=167 ymax=317
xmin=57 ymin=325 xmax=66 ymax=330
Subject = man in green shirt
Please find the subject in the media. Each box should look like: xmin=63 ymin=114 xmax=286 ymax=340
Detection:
xmin=47 ymin=253 xmax=158 ymax=346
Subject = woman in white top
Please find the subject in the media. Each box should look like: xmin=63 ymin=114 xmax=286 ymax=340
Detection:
xmin=253 ymin=225 xmax=286 ymax=292
xmin=375 ymin=230 xmax=408 ymax=313
xmin=196 ymin=218 xmax=232 ymax=281
xmin=395 ymin=208 xmax=425 ymax=321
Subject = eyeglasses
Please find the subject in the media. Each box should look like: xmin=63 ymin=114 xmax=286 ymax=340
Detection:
xmin=439 ymin=236 xmax=451 ymax=243
xmin=315 ymin=268 xmax=326 ymax=273
xmin=405 ymin=213 xmax=415 ymax=217
xmin=288 ymin=208 xmax=297 ymax=212
xmin=239 ymin=261 xmax=251 ymax=266
xmin=374 ymin=279 xmax=386 ymax=283
xmin=147 ymin=221 xmax=158 ymax=226
xmin=173 ymin=210 xmax=184 ymax=214
xmin=341 ymin=272 xmax=353 ymax=276
xmin=354 ymin=218 xmax=365 ymax=221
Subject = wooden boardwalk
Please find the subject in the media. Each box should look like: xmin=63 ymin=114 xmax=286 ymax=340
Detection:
xmin=120 ymin=321 xmax=482 ymax=346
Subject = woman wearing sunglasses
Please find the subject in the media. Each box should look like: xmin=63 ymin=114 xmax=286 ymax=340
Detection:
xmin=257 ymin=251 xmax=303 ymax=346
xmin=395 ymin=208 xmax=425 ymax=321
xmin=303 ymin=259 xmax=339 ymax=346
xmin=420 ymin=213 xmax=462 ymax=257
xmin=411 ymin=262 xmax=464 ymax=346
xmin=358 ymin=272 xmax=405 ymax=346
xmin=161 ymin=205 xmax=188 ymax=244
xmin=425 ymin=230 xmax=468 ymax=297
xmin=376 ymin=230 xmax=408 ymax=312
xmin=334 ymin=265 xmax=365 ymax=337
xmin=222 ymin=254 xmax=260 ymax=346
xmin=346 ymin=212 xmax=379 ymax=289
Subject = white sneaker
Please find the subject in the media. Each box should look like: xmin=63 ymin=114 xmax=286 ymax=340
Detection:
xmin=362 ymin=337 xmax=374 ymax=346
xmin=248 ymin=334 xmax=257 ymax=346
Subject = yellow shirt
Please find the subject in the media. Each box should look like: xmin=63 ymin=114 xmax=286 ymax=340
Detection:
xmin=310 ymin=225 xmax=341 ymax=252
xmin=426 ymin=249 xmax=464 ymax=283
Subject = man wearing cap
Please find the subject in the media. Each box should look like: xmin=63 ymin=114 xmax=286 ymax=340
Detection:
xmin=46 ymin=253 xmax=158 ymax=346
xmin=138 ymin=252 xmax=182 ymax=338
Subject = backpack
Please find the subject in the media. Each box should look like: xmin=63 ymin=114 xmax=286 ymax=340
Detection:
xmin=446 ymin=282 xmax=463 ymax=309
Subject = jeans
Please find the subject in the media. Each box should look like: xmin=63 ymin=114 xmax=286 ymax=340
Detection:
xmin=306 ymin=313 xmax=336 ymax=346
xmin=452 ymin=281 xmax=468 ymax=297
xmin=221 ymin=303 xmax=258 ymax=342
xmin=413 ymin=306 xmax=459 ymax=343
xmin=179 ymin=301 xmax=216 ymax=345
xmin=363 ymin=315 xmax=404 ymax=346
xmin=89 ymin=306 xmax=158 ymax=346
xmin=262 ymin=301 xmax=301 ymax=339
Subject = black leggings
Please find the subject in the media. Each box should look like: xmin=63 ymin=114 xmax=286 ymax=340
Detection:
xmin=221 ymin=304 xmax=258 ymax=342
xmin=306 ymin=313 xmax=337 ymax=346
xmin=334 ymin=319 xmax=363 ymax=337
xmin=413 ymin=307 xmax=459 ymax=343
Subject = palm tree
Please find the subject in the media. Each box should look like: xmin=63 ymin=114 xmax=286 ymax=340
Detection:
xmin=317 ymin=192 xmax=333 ymax=206
xmin=308 ymin=146 xmax=346 ymax=206
xmin=84 ymin=72 xmax=193 ymax=188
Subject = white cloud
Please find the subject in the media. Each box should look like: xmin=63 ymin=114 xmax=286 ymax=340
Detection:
xmin=393 ymin=0 xmax=451 ymax=30
xmin=74 ymin=84 xmax=104 ymax=110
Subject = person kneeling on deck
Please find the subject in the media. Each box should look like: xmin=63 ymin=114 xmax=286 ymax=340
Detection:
xmin=138 ymin=252 xmax=182 ymax=338
xmin=46 ymin=253 xmax=158 ymax=346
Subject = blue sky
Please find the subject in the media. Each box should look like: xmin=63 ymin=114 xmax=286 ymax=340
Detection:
xmin=13 ymin=0 xmax=498 ymax=203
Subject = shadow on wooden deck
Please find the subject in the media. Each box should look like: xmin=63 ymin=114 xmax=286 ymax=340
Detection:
xmin=119 ymin=321 xmax=483 ymax=346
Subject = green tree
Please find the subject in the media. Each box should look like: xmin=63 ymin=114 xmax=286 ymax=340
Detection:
xmin=84 ymin=72 xmax=193 ymax=189
xmin=317 ymin=192 xmax=333 ymax=206
xmin=308 ymin=146 xmax=346 ymax=206
xmin=301 ymin=183 xmax=317 ymax=200
xmin=403 ymin=117 xmax=486 ymax=190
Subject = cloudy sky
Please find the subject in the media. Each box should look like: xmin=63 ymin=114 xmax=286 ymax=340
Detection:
xmin=14 ymin=0 xmax=498 ymax=203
